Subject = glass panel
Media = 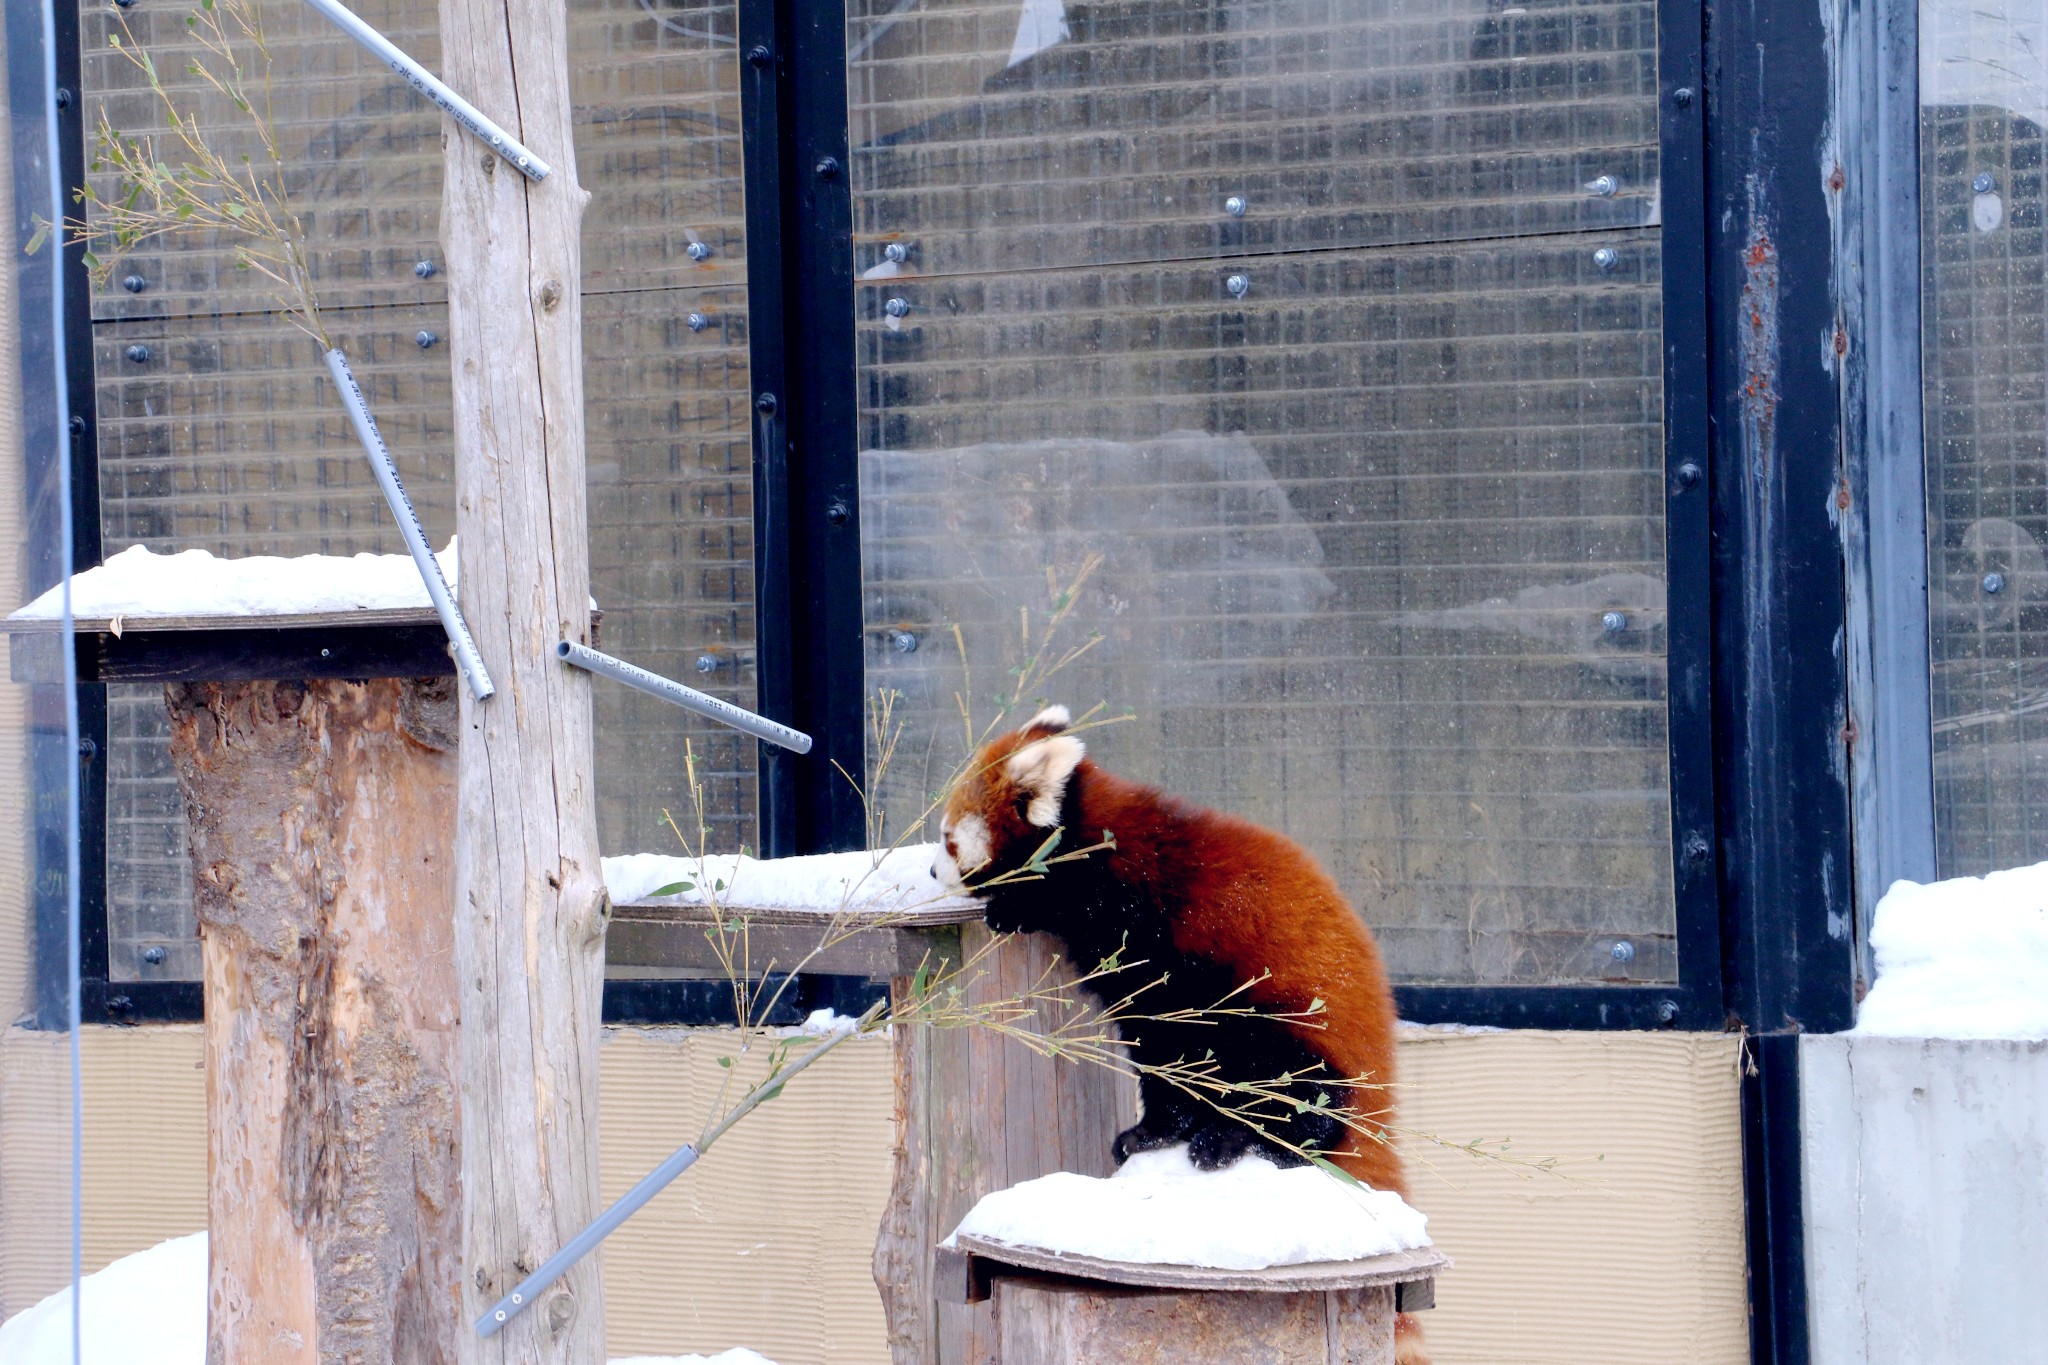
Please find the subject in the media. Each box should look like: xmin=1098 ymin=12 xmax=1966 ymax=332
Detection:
xmin=846 ymin=0 xmax=1660 ymax=277
xmin=1919 ymin=4 xmax=2048 ymax=874
xmin=858 ymin=231 xmax=1673 ymax=985
xmin=78 ymin=0 xmax=756 ymax=978
xmin=79 ymin=0 xmax=745 ymax=319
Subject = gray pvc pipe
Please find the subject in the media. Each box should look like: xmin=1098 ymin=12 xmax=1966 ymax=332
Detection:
xmin=324 ymin=348 xmax=495 ymax=701
xmin=557 ymin=640 xmax=812 ymax=753
xmin=299 ymin=0 xmax=551 ymax=181
xmin=474 ymin=1143 xmax=701 ymax=1338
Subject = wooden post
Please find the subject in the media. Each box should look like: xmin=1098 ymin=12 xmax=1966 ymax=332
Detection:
xmin=875 ymin=926 xmax=1138 ymax=1365
xmin=437 ymin=0 xmax=608 ymax=1360
xmin=166 ymin=678 xmax=461 ymax=1364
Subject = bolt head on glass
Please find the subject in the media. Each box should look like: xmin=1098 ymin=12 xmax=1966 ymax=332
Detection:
xmin=686 ymin=313 xmax=709 ymax=332
xmin=1224 ymin=195 xmax=1248 ymax=216
xmin=416 ymin=331 xmax=438 ymax=349
xmin=125 ymin=344 xmax=151 ymax=364
xmin=1588 ymin=174 xmax=1619 ymax=197
xmin=1974 ymin=172 xmax=1998 ymax=194
xmin=885 ymin=297 xmax=911 ymax=318
xmin=1611 ymin=941 xmax=1636 ymax=963
xmin=1602 ymin=610 xmax=1628 ymax=633
xmin=1593 ymin=247 xmax=1620 ymax=270
xmin=687 ymin=241 xmax=712 ymax=261
xmin=695 ymin=655 xmax=718 ymax=673
xmin=414 ymin=260 xmax=437 ymax=279
xmin=892 ymin=631 xmax=919 ymax=653
xmin=122 ymin=274 xmax=148 ymax=293
xmin=1225 ymin=273 xmax=1250 ymax=298
xmin=1984 ymin=572 xmax=2006 ymax=595
xmin=884 ymin=243 xmax=909 ymax=263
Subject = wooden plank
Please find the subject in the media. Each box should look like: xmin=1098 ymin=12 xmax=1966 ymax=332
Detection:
xmin=439 ymin=0 xmax=605 ymax=1357
xmin=992 ymin=1278 xmax=1389 ymax=1365
xmin=168 ymin=677 xmax=461 ymax=1363
xmin=608 ymin=896 xmax=983 ymax=930
xmin=953 ymin=1236 xmax=1446 ymax=1295
xmin=5 ymin=605 xmax=443 ymax=634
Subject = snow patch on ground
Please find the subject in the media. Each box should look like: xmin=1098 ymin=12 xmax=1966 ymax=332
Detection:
xmin=604 ymin=844 xmax=953 ymax=914
xmin=947 ymin=1143 xmax=1430 ymax=1271
xmin=1855 ymin=860 xmax=2048 ymax=1039
xmin=0 ymin=1233 xmax=780 ymax=1365
xmin=13 ymin=542 xmax=461 ymax=620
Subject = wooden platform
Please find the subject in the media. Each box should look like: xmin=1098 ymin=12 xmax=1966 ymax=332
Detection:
xmin=6 ymin=605 xmax=597 ymax=684
xmin=607 ymin=891 xmax=983 ymax=980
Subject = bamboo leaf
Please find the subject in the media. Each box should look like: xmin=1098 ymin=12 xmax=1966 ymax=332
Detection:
xmin=649 ymin=880 xmax=695 ymax=897
xmin=22 ymin=220 xmax=49 ymax=256
xmin=1308 ymin=1155 xmax=1366 ymax=1189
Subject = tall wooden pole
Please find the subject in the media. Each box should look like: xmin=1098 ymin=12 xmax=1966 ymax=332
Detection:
xmin=437 ymin=0 xmax=608 ymax=1360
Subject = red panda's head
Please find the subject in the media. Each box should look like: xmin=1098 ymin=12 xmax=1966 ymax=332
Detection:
xmin=932 ymin=705 xmax=1087 ymax=893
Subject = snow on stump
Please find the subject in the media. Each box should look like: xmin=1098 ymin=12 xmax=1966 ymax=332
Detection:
xmin=934 ymin=1149 xmax=1445 ymax=1365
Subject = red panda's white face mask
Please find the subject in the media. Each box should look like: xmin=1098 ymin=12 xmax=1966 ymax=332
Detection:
xmin=932 ymin=705 xmax=1085 ymax=894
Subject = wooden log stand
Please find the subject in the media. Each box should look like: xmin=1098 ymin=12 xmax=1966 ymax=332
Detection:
xmin=936 ymin=1237 xmax=1445 ymax=1365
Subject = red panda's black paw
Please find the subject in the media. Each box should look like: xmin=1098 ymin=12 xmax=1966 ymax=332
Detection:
xmin=1186 ymin=1123 xmax=1260 ymax=1171
xmin=1112 ymin=1120 xmax=1184 ymax=1165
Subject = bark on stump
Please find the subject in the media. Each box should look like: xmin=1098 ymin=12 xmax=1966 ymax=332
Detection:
xmin=874 ymin=925 xmax=1138 ymax=1365
xmin=166 ymin=677 xmax=461 ymax=1365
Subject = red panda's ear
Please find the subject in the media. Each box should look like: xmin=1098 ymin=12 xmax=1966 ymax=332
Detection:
xmin=1005 ymin=732 xmax=1085 ymax=827
xmin=1024 ymin=703 xmax=1071 ymax=735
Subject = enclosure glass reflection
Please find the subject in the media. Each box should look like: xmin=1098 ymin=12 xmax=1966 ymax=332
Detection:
xmin=850 ymin=0 xmax=1675 ymax=984
xmin=78 ymin=0 xmax=755 ymax=979
xmin=1918 ymin=2 xmax=2048 ymax=876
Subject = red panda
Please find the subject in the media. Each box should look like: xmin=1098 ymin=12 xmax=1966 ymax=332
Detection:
xmin=934 ymin=705 xmax=1427 ymax=1361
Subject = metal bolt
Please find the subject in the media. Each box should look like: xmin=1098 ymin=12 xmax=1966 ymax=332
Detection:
xmin=415 ymin=330 xmax=438 ymax=349
xmin=891 ymin=630 xmax=919 ymax=654
xmin=70 ymin=415 xmax=86 ymax=437
xmin=695 ymin=654 xmax=718 ymax=674
xmin=1593 ymin=247 xmax=1620 ymax=271
xmin=815 ymin=156 xmax=840 ymax=180
xmin=883 ymin=243 xmax=909 ymax=263
xmin=754 ymin=392 xmax=778 ymax=415
xmin=142 ymin=946 xmax=167 ymax=966
xmin=1672 ymin=86 xmax=1694 ymax=107
xmin=687 ymin=241 xmax=712 ymax=261
xmin=826 ymin=500 xmax=850 ymax=526
xmin=319 ymin=648 xmax=331 ymax=658
xmin=121 ymin=274 xmax=147 ymax=294
xmin=1684 ymin=832 xmax=1711 ymax=863
xmin=1983 ymin=571 xmax=2006 ymax=595
xmin=884 ymin=297 xmax=911 ymax=318
xmin=77 ymin=738 xmax=97 ymax=761
xmin=686 ymin=313 xmax=709 ymax=332
xmin=1677 ymin=461 xmax=1703 ymax=488
xmin=125 ymin=344 xmax=151 ymax=364
xmin=414 ymin=260 xmax=437 ymax=279
xmin=105 ymin=995 xmax=133 ymax=1016
xmin=1602 ymin=610 xmax=1628 ymax=633
xmin=1657 ymin=999 xmax=1681 ymax=1025
xmin=747 ymin=44 xmax=771 ymax=66
xmin=1224 ymin=195 xmax=1248 ymax=217
xmin=1610 ymin=940 xmax=1636 ymax=964
xmin=1225 ymin=273 xmax=1251 ymax=299
xmin=1974 ymin=172 xmax=1998 ymax=194
xmin=54 ymin=88 xmax=72 ymax=109
xmin=1588 ymin=174 xmax=1619 ymax=197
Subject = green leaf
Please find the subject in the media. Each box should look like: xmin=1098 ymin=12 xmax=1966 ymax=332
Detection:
xmin=1308 ymin=1155 xmax=1366 ymax=1189
xmin=1306 ymin=996 xmax=1326 ymax=1014
xmin=648 ymin=880 xmax=695 ymax=897
xmin=716 ymin=1055 xmax=732 ymax=1068
xmin=910 ymin=962 xmax=932 ymax=1000
xmin=79 ymin=250 xmax=100 ymax=270
xmin=22 ymin=221 xmax=49 ymax=256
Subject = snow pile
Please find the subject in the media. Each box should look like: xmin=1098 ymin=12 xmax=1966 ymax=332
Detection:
xmin=947 ymin=1144 xmax=1430 ymax=1271
xmin=0 ymin=1233 xmax=206 ymax=1365
xmin=604 ymin=844 xmax=956 ymax=914
xmin=0 ymin=1233 xmax=782 ymax=1365
xmin=13 ymin=542 xmax=462 ymax=621
xmin=1855 ymin=860 xmax=2048 ymax=1039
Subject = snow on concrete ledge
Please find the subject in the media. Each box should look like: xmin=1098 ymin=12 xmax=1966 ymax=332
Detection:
xmin=12 ymin=542 xmax=461 ymax=622
xmin=947 ymin=1143 xmax=1430 ymax=1272
xmin=1853 ymin=859 xmax=2048 ymax=1039
xmin=603 ymin=844 xmax=956 ymax=915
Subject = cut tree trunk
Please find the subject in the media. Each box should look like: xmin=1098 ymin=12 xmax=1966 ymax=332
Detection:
xmin=437 ymin=0 xmax=608 ymax=1361
xmin=874 ymin=924 xmax=1137 ymax=1365
xmin=166 ymin=677 xmax=461 ymax=1365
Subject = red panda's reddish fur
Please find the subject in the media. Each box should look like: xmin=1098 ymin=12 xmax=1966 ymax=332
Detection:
xmin=940 ymin=712 xmax=1428 ymax=1360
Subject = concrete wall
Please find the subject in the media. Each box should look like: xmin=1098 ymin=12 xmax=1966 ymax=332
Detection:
xmin=0 ymin=1025 xmax=1749 ymax=1363
xmin=1801 ymin=1034 xmax=2048 ymax=1363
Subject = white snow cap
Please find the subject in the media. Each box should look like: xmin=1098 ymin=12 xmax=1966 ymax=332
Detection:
xmin=1854 ymin=860 xmax=2048 ymax=1039
xmin=13 ymin=542 xmax=461 ymax=620
xmin=948 ymin=1144 xmax=1430 ymax=1271
xmin=0 ymin=1232 xmax=781 ymax=1365
xmin=603 ymin=844 xmax=953 ymax=913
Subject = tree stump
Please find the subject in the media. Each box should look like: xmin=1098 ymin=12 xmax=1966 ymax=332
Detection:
xmin=874 ymin=924 xmax=1138 ymax=1365
xmin=937 ymin=1237 xmax=1445 ymax=1365
xmin=166 ymin=677 xmax=461 ymax=1365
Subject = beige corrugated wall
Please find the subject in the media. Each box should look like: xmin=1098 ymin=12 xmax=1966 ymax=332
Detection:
xmin=0 ymin=1024 xmax=1747 ymax=1363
